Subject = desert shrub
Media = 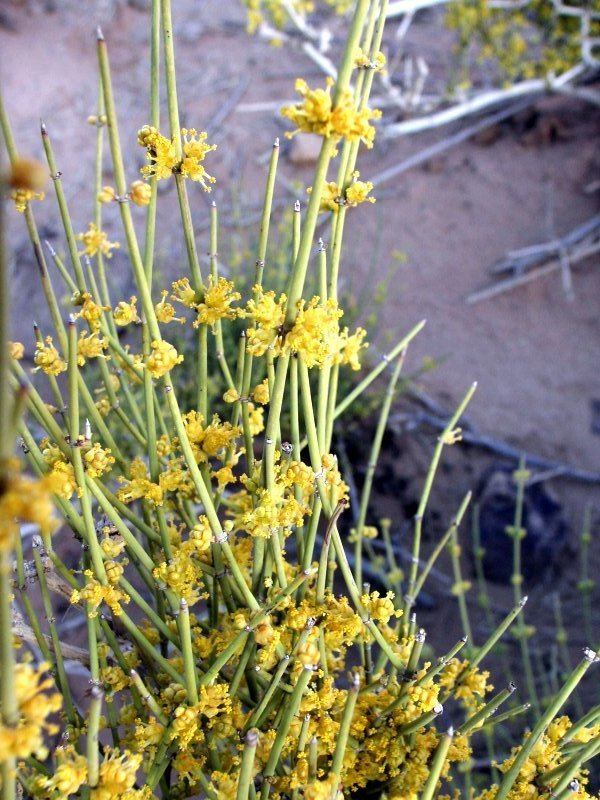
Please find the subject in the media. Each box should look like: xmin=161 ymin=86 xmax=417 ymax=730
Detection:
xmin=0 ymin=1 xmax=598 ymax=799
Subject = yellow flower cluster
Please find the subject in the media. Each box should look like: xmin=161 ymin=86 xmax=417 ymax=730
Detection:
xmin=113 ymin=296 xmax=140 ymax=326
xmin=154 ymin=290 xmax=184 ymax=324
xmin=11 ymin=187 xmax=45 ymax=213
xmin=76 ymin=293 xmax=109 ymax=332
xmin=0 ymin=662 xmax=61 ymax=760
xmin=145 ymin=339 xmax=184 ymax=378
xmin=281 ymin=78 xmax=381 ymax=148
xmin=77 ymin=330 xmax=109 ymax=366
xmin=98 ymin=180 xmax=151 ymax=206
xmin=245 ymin=288 xmax=368 ymax=370
xmin=78 ymin=222 xmax=120 ymax=258
xmin=475 ymin=716 xmax=600 ymax=800
xmin=138 ymin=125 xmax=216 ymax=189
xmin=70 ymin=569 xmax=130 ymax=618
xmin=354 ymin=46 xmax=386 ymax=72
xmin=153 ymin=518 xmax=212 ymax=602
xmin=313 ymin=171 xmax=376 ymax=213
xmin=116 ymin=457 xmax=163 ymax=506
xmin=183 ymin=411 xmax=242 ymax=465
xmin=194 ymin=277 xmax=241 ymax=326
xmin=34 ymin=335 xmax=66 ymax=376
xmin=0 ymin=462 xmax=57 ymax=550
xmin=440 ymin=658 xmax=494 ymax=711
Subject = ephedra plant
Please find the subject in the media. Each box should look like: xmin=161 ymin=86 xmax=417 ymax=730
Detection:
xmin=0 ymin=1 xmax=599 ymax=798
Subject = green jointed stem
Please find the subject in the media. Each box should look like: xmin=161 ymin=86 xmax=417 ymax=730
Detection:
xmin=458 ymin=683 xmax=516 ymax=735
xmin=178 ymin=598 xmax=199 ymax=703
xmin=236 ymin=729 xmax=259 ymax=800
xmin=495 ymin=649 xmax=599 ymax=800
xmin=479 ymin=701 xmax=531 ymax=731
xmin=31 ymin=539 xmax=78 ymax=726
xmin=143 ymin=0 xmax=160 ymax=281
xmin=353 ymin=349 xmax=406 ymax=587
xmin=413 ymin=491 xmax=471 ymax=600
xmin=404 ymin=381 xmax=477 ymax=619
xmin=448 ymin=526 xmax=473 ymax=647
xmin=419 ymin=728 xmax=454 ymax=800
xmin=244 ymin=657 xmax=290 ymax=732
xmin=40 ymin=125 xmax=87 ymax=293
xmin=508 ymin=458 xmax=540 ymax=717
xmin=260 ymin=666 xmax=313 ymax=799
xmin=331 ymin=673 xmax=359 ymax=778
xmin=578 ymin=506 xmax=595 ymax=647
xmin=332 ymin=319 xmax=426 ymax=422
xmin=86 ymin=686 xmax=103 ymax=789
xmin=130 ymin=669 xmax=168 ymax=725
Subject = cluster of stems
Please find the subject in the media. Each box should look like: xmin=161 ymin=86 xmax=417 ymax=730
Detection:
xmin=0 ymin=0 xmax=598 ymax=799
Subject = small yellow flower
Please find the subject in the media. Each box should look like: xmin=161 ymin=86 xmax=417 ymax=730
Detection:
xmin=129 ymin=179 xmax=152 ymax=206
xmin=0 ymin=464 xmax=58 ymax=550
xmin=138 ymin=125 xmax=216 ymax=189
xmin=76 ymin=293 xmax=109 ymax=332
xmin=138 ymin=125 xmax=179 ymax=180
xmin=441 ymin=427 xmax=463 ymax=445
xmin=252 ymin=378 xmax=270 ymax=405
xmin=155 ymin=290 xmax=185 ymax=324
xmin=335 ymin=326 xmax=368 ymax=371
xmin=11 ymin=187 xmax=45 ymax=213
xmin=8 ymin=158 xmax=47 ymax=212
xmin=145 ymin=340 xmax=183 ymax=378
xmin=9 ymin=341 xmax=24 ymax=360
xmin=82 ymin=442 xmax=115 ymax=479
xmin=354 ymin=46 xmax=386 ymax=72
xmin=70 ymin=570 xmax=129 ymax=618
xmin=223 ymin=388 xmax=240 ymax=403
xmin=97 ymin=185 xmax=117 ymax=203
xmin=171 ymin=277 xmax=197 ymax=308
xmin=113 ymin=296 xmax=140 ymax=326
xmin=42 ymin=746 xmax=87 ymax=796
xmin=345 ymin=173 xmax=375 ymax=207
xmin=194 ymin=276 xmax=240 ymax=326
xmin=247 ymin=402 xmax=264 ymax=435
xmin=0 ymin=662 xmax=61 ymax=760
xmin=77 ymin=331 xmax=109 ymax=366
xmin=180 ymin=128 xmax=217 ymax=190
xmin=34 ymin=336 xmax=66 ymax=376
xmin=281 ymin=77 xmax=381 ymax=148
xmin=78 ymin=222 xmax=120 ymax=258
xmin=92 ymin=748 xmax=142 ymax=799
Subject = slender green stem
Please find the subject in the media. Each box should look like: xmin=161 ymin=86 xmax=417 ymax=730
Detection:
xmin=260 ymin=666 xmax=313 ymax=799
xmin=330 ymin=673 xmax=359 ymax=778
xmin=354 ymin=350 xmax=405 ymax=586
xmin=178 ymin=598 xmax=199 ymax=703
xmin=404 ymin=382 xmax=476 ymax=621
xmin=40 ymin=124 xmax=87 ymax=293
xmin=236 ymin=729 xmax=259 ymax=800
xmin=419 ymin=727 xmax=454 ymax=800
xmin=86 ymin=686 xmax=103 ymax=789
xmin=495 ymin=649 xmax=599 ymax=800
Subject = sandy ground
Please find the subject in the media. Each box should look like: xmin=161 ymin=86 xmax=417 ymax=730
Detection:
xmin=1 ymin=1 xmax=599 ymax=495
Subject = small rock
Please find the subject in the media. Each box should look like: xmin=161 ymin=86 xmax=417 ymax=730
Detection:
xmin=287 ymin=133 xmax=322 ymax=165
